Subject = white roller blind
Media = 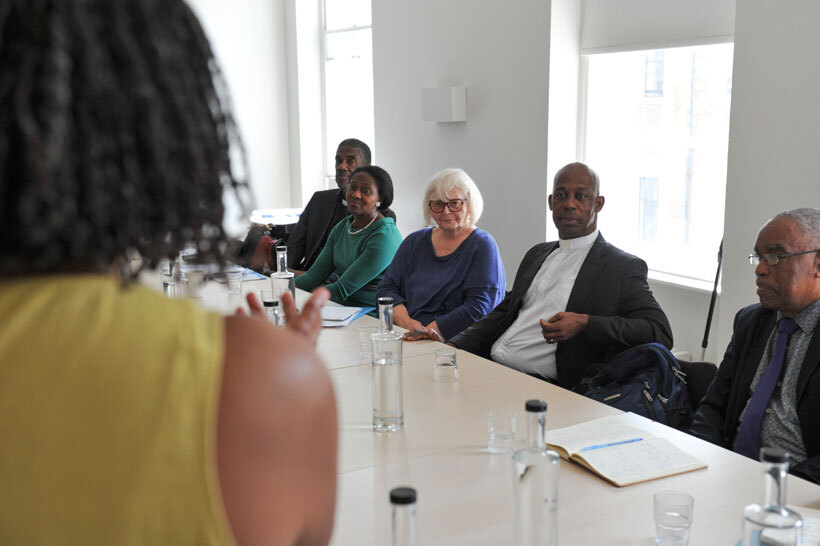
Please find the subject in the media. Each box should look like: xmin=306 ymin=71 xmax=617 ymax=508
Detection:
xmin=581 ymin=0 xmax=735 ymax=54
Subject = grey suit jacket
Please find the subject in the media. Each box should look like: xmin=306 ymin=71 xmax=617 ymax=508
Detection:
xmin=449 ymin=233 xmax=673 ymax=390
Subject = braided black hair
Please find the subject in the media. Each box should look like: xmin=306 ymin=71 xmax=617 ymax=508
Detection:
xmin=0 ymin=0 xmax=251 ymax=275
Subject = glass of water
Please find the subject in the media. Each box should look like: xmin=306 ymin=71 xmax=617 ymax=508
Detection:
xmin=653 ymin=491 xmax=693 ymax=546
xmin=486 ymin=408 xmax=517 ymax=454
xmin=433 ymin=347 xmax=458 ymax=383
xmin=226 ymin=269 xmax=243 ymax=295
xmin=358 ymin=326 xmax=379 ymax=362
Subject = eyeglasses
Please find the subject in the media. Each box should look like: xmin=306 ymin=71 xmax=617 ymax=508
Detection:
xmin=429 ymin=199 xmax=466 ymax=213
xmin=748 ymin=249 xmax=820 ymax=266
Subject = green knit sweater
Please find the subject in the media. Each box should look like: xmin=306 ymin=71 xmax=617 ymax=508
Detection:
xmin=295 ymin=216 xmax=402 ymax=308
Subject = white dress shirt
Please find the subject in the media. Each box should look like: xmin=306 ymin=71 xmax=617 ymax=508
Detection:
xmin=490 ymin=230 xmax=599 ymax=379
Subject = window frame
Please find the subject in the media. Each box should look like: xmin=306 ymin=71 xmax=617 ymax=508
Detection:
xmin=320 ymin=0 xmax=373 ymax=190
xmin=577 ymin=42 xmax=733 ymax=291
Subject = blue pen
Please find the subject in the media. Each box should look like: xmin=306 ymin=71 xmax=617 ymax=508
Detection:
xmin=580 ymin=437 xmax=643 ymax=451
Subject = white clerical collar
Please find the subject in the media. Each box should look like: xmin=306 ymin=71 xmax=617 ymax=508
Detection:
xmin=558 ymin=229 xmax=599 ymax=250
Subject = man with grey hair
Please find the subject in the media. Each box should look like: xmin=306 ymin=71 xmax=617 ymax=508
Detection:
xmin=450 ymin=162 xmax=673 ymax=390
xmin=691 ymin=208 xmax=820 ymax=483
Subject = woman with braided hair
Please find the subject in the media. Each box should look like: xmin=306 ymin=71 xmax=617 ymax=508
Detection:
xmin=0 ymin=1 xmax=337 ymax=545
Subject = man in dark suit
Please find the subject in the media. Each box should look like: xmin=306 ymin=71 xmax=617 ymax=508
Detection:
xmin=287 ymin=138 xmax=396 ymax=272
xmin=449 ymin=162 xmax=672 ymax=391
xmin=690 ymin=208 xmax=820 ymax=483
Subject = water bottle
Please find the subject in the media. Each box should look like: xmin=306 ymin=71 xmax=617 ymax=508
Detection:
xmin=390 ymin=487 xmax=417 ymax=546
xmin=741 ymin=447 xmax=803 ymax=545
xmin=270 ymin=245 xmax=295 ymax=303
xmin=512 ymin=399 xmax=559 ymax=546
xmin=372 ymin=297 xmax=404 ymax=432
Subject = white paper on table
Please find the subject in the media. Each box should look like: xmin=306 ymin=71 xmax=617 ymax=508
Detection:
xmin=321 ymin=306 xmax=366 ymax=327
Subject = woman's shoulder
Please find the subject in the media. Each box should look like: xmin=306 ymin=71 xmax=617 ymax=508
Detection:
xmin=405 ymin=227 xmax=433 ymax=242
xmin=466 ymin=227 xmax=500 ymax=251
xmin=371 ymin=216 xmax=402 ymax=238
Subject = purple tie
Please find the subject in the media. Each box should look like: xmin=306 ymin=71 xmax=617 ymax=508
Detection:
xmin=735 ymin=317 xmax=800 ymax=460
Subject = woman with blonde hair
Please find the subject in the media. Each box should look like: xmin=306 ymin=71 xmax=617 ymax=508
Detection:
xmin=378 ymin=168 xmax=505 ymax=341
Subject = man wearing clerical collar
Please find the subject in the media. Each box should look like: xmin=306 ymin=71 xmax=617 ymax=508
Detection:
xmin=449 ymin=162 xmax=673 ymax=390
xmin=690 ymin=208 xmax=820 ymax=484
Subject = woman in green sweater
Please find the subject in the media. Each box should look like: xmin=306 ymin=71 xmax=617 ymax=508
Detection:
xmin=296 ymin=165 xmax=402 ymax=307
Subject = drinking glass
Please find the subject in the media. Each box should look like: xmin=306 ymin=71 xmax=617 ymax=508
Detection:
xmin=653 ymin=491 xmax=693 ymax=546
xmin=486 ymin=408 xmax=517 ymax=453
xmin=433 ymin=348 xmax=458 ymax=383
xmin=358 ymin=326 xmax=379 ymax=362
xmin=226 ymin=270 xmax=243 ymax=295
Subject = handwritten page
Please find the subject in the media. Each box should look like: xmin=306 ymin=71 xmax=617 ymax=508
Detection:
xmin=577 ymin=437 xmax=706 ymax=486
xmin=547 ymin=414 xmax=646 ymax=458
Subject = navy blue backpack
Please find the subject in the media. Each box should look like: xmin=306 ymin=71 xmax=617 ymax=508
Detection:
xmin=583 ymin=343 xmax=694 ymax=430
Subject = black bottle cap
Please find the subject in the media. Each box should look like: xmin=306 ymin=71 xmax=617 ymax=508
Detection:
xmin=525 ymin=399 xmax=547 ymax=412
xmin=760 ymin=447 xmax=790 ymax=463
xmin=390 ymin=487 xmax=417 ymax=505
xmin=378 ymin=297 xmax=394 ymax=306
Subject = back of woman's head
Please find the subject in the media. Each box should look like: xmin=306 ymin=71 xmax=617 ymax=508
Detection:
xmin=0 ymin=0 xmax=249 ymax=275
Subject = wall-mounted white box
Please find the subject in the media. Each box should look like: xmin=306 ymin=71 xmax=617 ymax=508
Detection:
xmin=421 ymin=86 xmax=467 ymax=122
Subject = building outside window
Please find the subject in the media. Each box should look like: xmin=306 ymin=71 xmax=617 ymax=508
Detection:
xmin=323 ymin=0 xmax=374 ymax=188
xmin=644 ymin=51 xmax=664 ymax=97
xmin=639 ymin=177 xmax=660 ymax=242
xmin=583 ymin=43 xmax=734 ymax=283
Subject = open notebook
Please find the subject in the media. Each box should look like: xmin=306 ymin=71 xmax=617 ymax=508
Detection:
xmin=546 ymin=413 xmax=707 ymax=487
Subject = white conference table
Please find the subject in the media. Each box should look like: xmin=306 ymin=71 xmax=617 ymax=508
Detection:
xmin=151 ymin=273 xmax=820 ymax=545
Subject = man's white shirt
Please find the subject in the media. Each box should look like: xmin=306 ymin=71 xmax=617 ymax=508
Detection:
xmin=490 ymin=230 xmax=599 ymax=379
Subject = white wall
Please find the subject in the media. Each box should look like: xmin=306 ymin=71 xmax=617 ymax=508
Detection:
xmin=581 ymin=0 xmax=735 ymax=53
xmin=372 ymin=0 xmax=552 ymax=281
xmin=716 ymin=0 xmax=820 ymax=356
xmin=187 ymin=0 xmax=292 ymax=236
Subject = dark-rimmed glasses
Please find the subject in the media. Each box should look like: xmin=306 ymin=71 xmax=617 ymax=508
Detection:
xmin=748 ymin=249 xmax=820 ymax=266
xmin=429 ymin=199 xmax=466 ymax=213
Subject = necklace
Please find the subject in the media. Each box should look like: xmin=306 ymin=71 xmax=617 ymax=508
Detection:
xmin=349 ymin=213 xmax=378 ymax=235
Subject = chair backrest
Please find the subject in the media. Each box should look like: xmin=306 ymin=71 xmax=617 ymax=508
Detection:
xmin=677 ymin=360 xmax=717 ymax=411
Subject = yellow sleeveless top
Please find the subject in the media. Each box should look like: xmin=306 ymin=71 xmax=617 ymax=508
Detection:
xmin=0 ymin=275 xmax=235 ymax=546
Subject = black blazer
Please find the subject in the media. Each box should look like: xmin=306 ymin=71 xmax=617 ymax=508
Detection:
xmin=287 ymin=189 xmax=396 ymax=271
xmin=690 ymin=303 xmax=820 ymax=483
xmin=450 ymin=233 xmax=673 ymax=390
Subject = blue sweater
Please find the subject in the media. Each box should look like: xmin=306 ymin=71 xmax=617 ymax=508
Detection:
xmin=377 ymin=227 xmax=506 ymax=340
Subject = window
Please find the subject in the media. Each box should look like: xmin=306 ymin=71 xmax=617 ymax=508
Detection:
xmin=638 ymin=177 xmax=659 ymax=242
xmin=323 ymin=0 xmax=374 ymax=188
xmin=583 ymin=43 xmax=734 ymax=283
xmin=644 ymin=51 xmax=664 ymax=97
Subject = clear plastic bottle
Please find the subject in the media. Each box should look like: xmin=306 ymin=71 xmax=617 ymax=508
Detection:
xmin=263 ymin=298 xmax=284 ymax=326
xmin=372 ymin=297 xmax=404 ymax=432
xmin=270 ymin=245 xmax=295 ymax=302
xmin=512 ymin=399 xmax=560 ymax=546
xmin=390 ymin=487 xmax=417 ymax=546
xmin=162 ymin=257 xmax=188 ymax=299
xmin=741 ymin=448 xmax=803 ymax=545
xmin=378 ymin=296 xmax=394 ymax=332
